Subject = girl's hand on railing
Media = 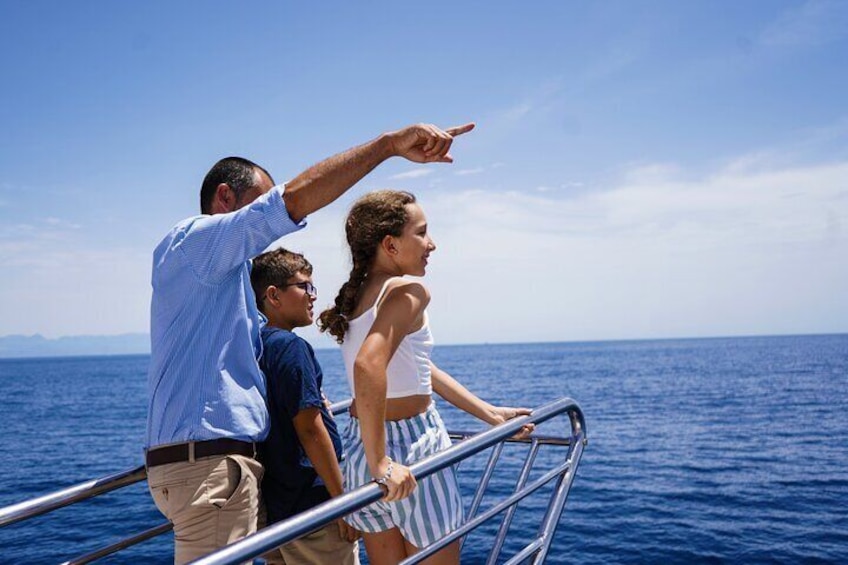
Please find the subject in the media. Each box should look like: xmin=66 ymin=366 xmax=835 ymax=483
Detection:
xmin=374 ymin=457 xmax=417 ymax=502
xmin=488 ymin=406 xmax=536 ymax=439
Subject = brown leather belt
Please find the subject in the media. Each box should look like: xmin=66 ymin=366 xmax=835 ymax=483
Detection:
xmin=145 ymin=438 xmax=257 ymax=468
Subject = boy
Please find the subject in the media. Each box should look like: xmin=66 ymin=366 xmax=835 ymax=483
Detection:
xmin=251 ymin=248 xmax=359 ymax=565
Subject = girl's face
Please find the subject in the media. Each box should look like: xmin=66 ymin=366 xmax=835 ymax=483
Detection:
xmin=392 ymin=203 xmax=436 ymax=276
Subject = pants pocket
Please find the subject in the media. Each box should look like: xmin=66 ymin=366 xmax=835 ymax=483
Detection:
xmin=147 ymin=468 xmax=193 ymax=518
xmin=206 ymin=455 xmax=263 ymax=510
xmin=206 ymin=456 xmax=244 ymax=509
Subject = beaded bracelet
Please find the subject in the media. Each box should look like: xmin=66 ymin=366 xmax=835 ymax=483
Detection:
xmin=373 ymin=458 xmax=394 ymax=487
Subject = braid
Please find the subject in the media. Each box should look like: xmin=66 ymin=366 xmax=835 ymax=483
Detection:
xmin=318 ymin=253 xmax=372 ymax=343
xmin=318 ymin=189 xmax=416 ymax=344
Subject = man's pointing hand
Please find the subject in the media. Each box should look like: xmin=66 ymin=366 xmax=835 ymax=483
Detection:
xmin=388 ymin=122 xmax=475 ymax=164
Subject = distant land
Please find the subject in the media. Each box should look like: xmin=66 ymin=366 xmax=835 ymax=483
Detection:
xmin=0 ymin=333 xmax=150 ymax=359
xmin=2 ymin=331 xmax=844 ymax=360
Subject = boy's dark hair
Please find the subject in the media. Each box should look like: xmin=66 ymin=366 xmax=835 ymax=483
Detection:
xmin=199 ymin=156 xmax=274 ymax=214
xmin=251 ymin=248 xmax=313 ymax=313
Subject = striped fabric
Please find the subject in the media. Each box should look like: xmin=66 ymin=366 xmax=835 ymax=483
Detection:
xmin=343 ymin=403 xmax=464 ymax=548
xmin=145 ymin=185 xmax=306 ymax=449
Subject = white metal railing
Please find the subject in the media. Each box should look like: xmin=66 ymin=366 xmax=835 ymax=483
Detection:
xmin=0 ymin=397 xmax=586 ymax=564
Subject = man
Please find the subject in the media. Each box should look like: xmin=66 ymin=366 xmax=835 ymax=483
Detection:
xmin=144 ymin=122 xmax=474 ymax=564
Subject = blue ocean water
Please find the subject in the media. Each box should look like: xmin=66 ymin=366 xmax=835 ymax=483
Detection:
xmin=1 ymin=335 xmax=846 ymax=564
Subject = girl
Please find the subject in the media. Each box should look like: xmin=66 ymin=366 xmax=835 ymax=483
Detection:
xmin=319 ymin=190 xmax=533 ymax=565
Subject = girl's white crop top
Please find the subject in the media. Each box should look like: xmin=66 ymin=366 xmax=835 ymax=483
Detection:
xmin=340 ymin=279 xmax=434 ymax=399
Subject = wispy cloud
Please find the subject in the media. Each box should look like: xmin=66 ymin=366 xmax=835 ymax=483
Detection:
xmin=0 ymin=219 xmax=83 ymax=248
xmin=44 ymin=217 xmax=82 ymax=229
xmin=502 ymin=102 xmax=533 ymax=121
xmin=3 ymin=155 xmax=846 ymax=343
xmin=455 ymin=167 xmax=484 ymax=176
xmin=432 ymin=158 xmax=848 ymax=246
xmin=415 ymin=155 xmax=848 ymax=342
xmin=491 ymin=80 xmax=564 ymax=126
xmin=534 ymin=182 xmax=583 ymax=193
xmin=0 ymin=238 xmax=151 ymax=337
xmin=388 ymin=169 xmax=434 ymax=180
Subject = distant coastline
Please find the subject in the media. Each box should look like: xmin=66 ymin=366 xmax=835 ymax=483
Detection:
xmin=0 ymin=333 xmax=150 ymax=359
xmin=1 ymin=331 xmax=846 ymax=360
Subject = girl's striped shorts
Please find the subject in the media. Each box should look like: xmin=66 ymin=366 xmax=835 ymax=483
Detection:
xmin=342 ymin=402 xmax=464 ymax=548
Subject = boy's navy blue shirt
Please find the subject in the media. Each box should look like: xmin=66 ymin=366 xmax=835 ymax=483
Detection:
xmin=258 ymin=326 xmax=344 ymax=524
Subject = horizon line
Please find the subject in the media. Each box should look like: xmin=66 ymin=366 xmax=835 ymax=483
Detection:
xmin=1 ymin=331 xmax=846 ymax=362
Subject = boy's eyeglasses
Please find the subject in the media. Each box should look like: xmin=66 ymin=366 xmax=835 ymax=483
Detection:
xmin=281 ymin=281 xmax=317 ymax=297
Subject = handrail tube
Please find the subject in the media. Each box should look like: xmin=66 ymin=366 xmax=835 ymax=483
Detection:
xmin=0 ymin=466 xmax=146 ymax=528
xmin=486 ymin=439 xmax=541 ymax=565
xmin=458 ymin=433 xmax=571 ymax=552
xmin=449 ymin=431 xmax=574 ymax=446
xmin=191 ymin=398 xmax=584 ymax=565
xmin=503 ymin=538 xmax=545 ymax=565
xmin=464 ymin=442 xmax=503 ymax=525
xmin=459 ymin=441 xmax=502 ymax=551
xmin=61 ymin=522 xmax=173 ymax=565
xmin=0 ymin=401 xmax=577 ymax=531
xmin=399 ymin=459 xmax=572 ymax=565
xmin=532 ymin=440 xmax=585 ymax=565
xmin=189 ymin=477 xmax=387 ymax=564
xmin=46 ymin=431 xmax=575 ymax=564
xmin=328 ymin=399 xmax=353 ymax=414
xmin=189 ymin=432 xmax=518 ymax=565
xmin=411 ymin=398 xmax=584 ymax=480
xmin=0 ymin=431 xmax=568 ymax=532
xmin=0 ymin=402 xmax=355 ymax=530
xmin=0 ymin=397 xmax=583 ymax=565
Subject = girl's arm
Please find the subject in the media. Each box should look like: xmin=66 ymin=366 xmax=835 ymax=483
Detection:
xmin=353 ymin=280 xmax=429 ymax=501
xmin=431 ymin=362 xmax=535 ymax=436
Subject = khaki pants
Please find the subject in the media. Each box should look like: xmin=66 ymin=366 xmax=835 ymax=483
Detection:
xmin=262 ymin=521 xmax=360 ymax=565
xmin=147 ymin=454 xmax=263 ymax=565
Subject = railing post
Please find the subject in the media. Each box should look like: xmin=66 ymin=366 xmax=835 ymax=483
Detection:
xmin=485 ymin=439 xmax=541 ymax=565
xmin=531 ymin=412 xmax=586 ymax=564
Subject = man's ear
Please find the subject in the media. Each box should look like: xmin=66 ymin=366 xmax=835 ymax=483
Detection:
xmin=210 ymin=183 xmax=235 ymax=214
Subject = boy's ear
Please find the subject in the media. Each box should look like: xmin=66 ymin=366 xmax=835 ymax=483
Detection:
xmin=263 ymin=285 xmax=278 ymax=305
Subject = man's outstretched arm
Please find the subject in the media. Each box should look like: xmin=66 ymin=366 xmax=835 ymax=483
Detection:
xmin=283 ymin=122 xmax=474 ymax=222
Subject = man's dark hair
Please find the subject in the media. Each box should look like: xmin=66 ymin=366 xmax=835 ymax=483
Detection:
xmin=199 ymin=157 xmax=274 ymax=214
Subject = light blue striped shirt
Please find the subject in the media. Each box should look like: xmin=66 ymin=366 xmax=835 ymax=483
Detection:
xmin=145 ymin=185 xmax=306 ymax=449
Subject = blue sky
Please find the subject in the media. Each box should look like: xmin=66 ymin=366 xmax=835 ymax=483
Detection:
xmin=1 ymin=1 xmax=846 ymax=346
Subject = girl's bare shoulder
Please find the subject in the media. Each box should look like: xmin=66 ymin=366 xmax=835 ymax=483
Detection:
xmin=382 ymin=277 xmax=430 ymax=304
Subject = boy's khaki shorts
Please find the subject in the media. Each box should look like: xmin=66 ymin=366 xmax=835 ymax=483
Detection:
xmin=261 ymin=520 xmax=359 ymax=565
